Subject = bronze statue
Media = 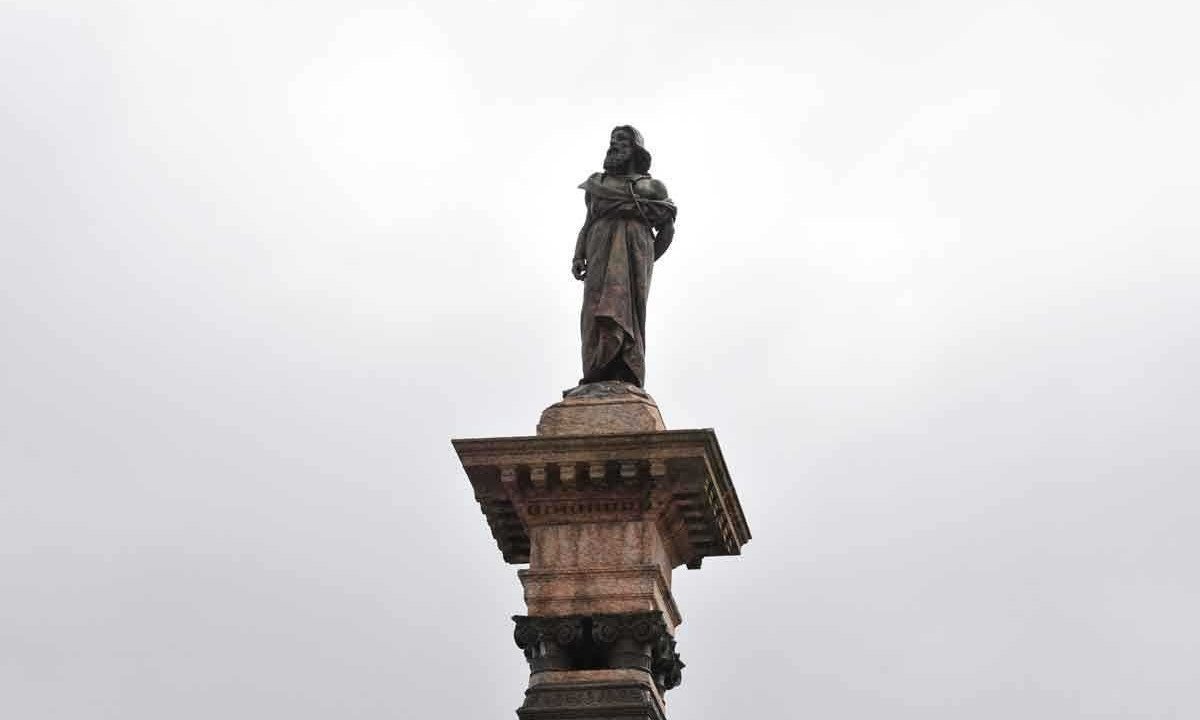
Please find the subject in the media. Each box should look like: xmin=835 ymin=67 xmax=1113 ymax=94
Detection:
xmin=572 ymin=126 xmax=677 ymax=389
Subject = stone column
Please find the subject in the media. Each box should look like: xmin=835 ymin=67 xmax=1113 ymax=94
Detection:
xmin=453 ymin=382 xmax=751 ymax=720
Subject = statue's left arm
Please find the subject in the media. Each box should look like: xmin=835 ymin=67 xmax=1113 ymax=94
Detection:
xmin=653 ymin=220 xmax=675 ymax=260
xmin=638 ymin=178 xmax=676 ymax=260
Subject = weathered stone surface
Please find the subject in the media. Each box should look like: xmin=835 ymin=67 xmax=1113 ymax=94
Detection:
xmin=520 ymin=563 xmax=680 ymax=630
xmin=538 ymin=382 xmax=665 ymax=436
xmin=529 ymin=519 xmax=672 ymax=571
xmin=519 ymin=519 xmax=680 ymax=627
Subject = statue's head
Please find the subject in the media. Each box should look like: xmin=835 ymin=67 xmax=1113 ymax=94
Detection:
xmin=604 ymin=125 xmax=652 ymax=174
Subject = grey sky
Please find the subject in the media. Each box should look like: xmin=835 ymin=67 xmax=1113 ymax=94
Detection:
xmin=2 ymin=1 xmax=1197 ymax=718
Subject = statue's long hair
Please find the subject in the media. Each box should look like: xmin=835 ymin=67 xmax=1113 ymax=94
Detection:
xmin=614 ymin=125 xmax=653 ymax=174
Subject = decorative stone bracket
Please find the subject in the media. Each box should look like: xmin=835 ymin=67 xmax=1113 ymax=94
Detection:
xmin=513 ymin=612 xmax=685 ymax=694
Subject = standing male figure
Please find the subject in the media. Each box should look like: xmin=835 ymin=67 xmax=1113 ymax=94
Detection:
xmin=572 ymin=126 xmax=677 ymax=389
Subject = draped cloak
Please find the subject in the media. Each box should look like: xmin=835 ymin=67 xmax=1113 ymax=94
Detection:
xmin=576 ymin=172 xmax=677 ymax=387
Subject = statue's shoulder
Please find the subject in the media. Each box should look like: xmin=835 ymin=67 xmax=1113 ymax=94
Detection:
xmin=578 ymin=172 xmax=603 ymax=190
xmin=634 ymin=176 xmax=669 ymax=200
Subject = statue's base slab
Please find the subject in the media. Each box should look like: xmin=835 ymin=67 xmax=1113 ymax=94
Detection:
xmin=538 ymin=381 xmax=665 ymax=436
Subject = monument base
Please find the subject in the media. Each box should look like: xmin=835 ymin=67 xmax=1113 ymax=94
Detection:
xmin=453 ymin=388 xmax=750 ymax=720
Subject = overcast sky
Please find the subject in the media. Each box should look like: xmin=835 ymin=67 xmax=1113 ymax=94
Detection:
xmin=2 ymin=1 xmax=1198 ymax=718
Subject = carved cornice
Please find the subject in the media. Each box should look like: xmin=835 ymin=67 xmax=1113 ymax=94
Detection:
xmin=452 ymin=430 xmax=751 ymax=568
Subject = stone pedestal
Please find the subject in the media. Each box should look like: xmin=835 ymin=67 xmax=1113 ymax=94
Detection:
xmin=537 ymin=381 xmax=666 ymax=436
xmin=452 ymin=383 xmax=751 ymax=719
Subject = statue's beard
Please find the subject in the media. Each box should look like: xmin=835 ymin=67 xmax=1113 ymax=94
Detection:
xmin=603 ymin=147 xmax=632 ymax=172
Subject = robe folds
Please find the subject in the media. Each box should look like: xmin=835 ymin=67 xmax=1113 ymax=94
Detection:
xmin=576 ymin=173 xmax=677 ymax=387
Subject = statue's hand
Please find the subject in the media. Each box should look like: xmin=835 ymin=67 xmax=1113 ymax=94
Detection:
xmin=572 ymin=257 xmax=587 ymax=280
